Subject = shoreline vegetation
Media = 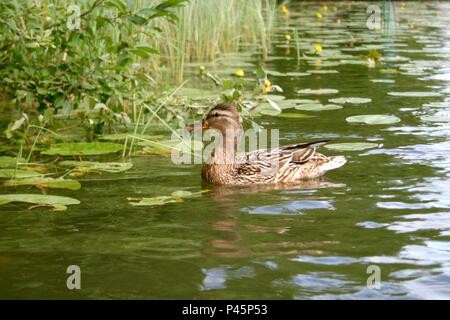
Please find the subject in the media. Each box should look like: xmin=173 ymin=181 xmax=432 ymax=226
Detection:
xmin=0 ymin=0 xmax=279 ymax=155
xmin=0 ymin=0 xmax=280 ymax=203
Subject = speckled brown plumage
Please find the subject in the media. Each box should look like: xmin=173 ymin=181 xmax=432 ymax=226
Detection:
xmin=196 ymin=103 xmax=347 ymax=185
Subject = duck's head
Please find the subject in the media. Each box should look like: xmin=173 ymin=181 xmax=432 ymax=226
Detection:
xmin=203 ymin=103 xmax=241 ymax=134
xmin=187 ymin=103 xmax=241 ymax=134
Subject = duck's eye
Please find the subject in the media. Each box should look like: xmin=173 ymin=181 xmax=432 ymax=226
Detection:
xmin=214 ymin=112 xmax=219 ymax=117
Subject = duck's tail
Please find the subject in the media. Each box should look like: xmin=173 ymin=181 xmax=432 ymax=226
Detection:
xmin=321 ymin=156 xmax=347 ymax=172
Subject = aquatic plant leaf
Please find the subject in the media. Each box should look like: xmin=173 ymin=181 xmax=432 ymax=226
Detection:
xmin=257 ymin=103 xmax=281 ymax=115
xmin=328 ymin=97 xmax=372 ymax=104
xmin=0 ymin=194 xmax=80 ymax=211
xmin=128 ymin=196 xmax=181 ymax=206
xmin=288 ymin=99 xmax=321 ymax=104
xmin=59 ymin=161 xmax=133 ymax=173
xmin=420 ymin=112 xmax=450 ymax=122
xmin=263 ymin=94 xmax=285 ymax=101
xmin=295 ymin=103 xmax=342 ymax=111
xmin=0 ymin=156 xmax=26 ymax=168
xmin=98 ymin=133 xmax=164 ymax=141
xmin=0 ymin=169 xmax=42 ymax=179
xmin=388 ymin=92 xmax=441 ymax=97
xmin=285 ymin=72 xmax=311 ymax=77
xmin=422 ymin=102 xmax=450 ymax=108
xmin=275 ymin=113 xmax=315 ymax=119
xmin=325 ymin=142 xmax=379 ymax=151
xmin=370 ymin=79 xmax=395 ymax=83
xmin=4 ymin=177 xmax=81 ymax=190
xmin=306 ymin=70 xmax=339 ymax=74
xmin=346 ymin=114 xmax=401 ymax=125
xmin=297 ymin=88 xmax=339 ymax=95
xmin=43 ymin=142 xmax=123 ymax=156
xmin=171 ymin=190 xmax=193 ymax=198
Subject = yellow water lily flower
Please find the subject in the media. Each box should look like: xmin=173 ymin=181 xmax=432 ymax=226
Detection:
xmin=281 ymin=4 xmax=288 ymax=14
xmin=314 ymin=44 xmax=323 ymax=53
xmin=234 ymin=69 xmax=245 ymax=77
xmin=322 ymin=5 xmax=329 ymax=12
xmin=284 ymin=34 xmax=291 ymax=41
xmin=336 ymin=19 xmax=341 ymax=25
xmin=315 ymin=12 xmax=323 ymax=19
xmin=264 ymin=79 xmax=271 ymax=89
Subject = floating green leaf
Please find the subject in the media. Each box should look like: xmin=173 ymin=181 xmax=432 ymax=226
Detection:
xmin=420 ymin=112 xmax=450 ymax=122
xmin=98 ymin=133 xmax=164 ymax=141
xmin=59 ymin=161 xmax=133 ymax=173
xmin=263 ymin=94 xmax=286 ymax=101
xmin=0 ymin=194 xmax=80 ymax=211
xmin=256 ymin=103 xmax=282 ymax=115
xmin=388 ymin=92 xmax=441 ymax=97
xmin=295 ymin=103 xmax=343 ymax=111
xmin=285 ymin=72 xmax=311 ymax=77
xmin=346 ymin=114 xmax=401 ymax=125
xmin=43 ymin=142 xmax=123 ymax=156
xmin=328 ymin=97 xmax=372 ymax=104
xmin=297 ymin=88 xmax=339 ymax=95
xmin=370 ymin=79 xmax=395 ymax=83
xmin=0 ymin=169 xmax=42 ymax=179
xmin=422 ymin=102 xmax=450 ymax=108
xmin=0 ymin=156 xmax=25 ymax=168
xmin=128 ymin=196 xmax=181 ymax=206
xmin=325 ymin=142 xmax=379 ymax=151
xmin=288 ymin=99 xmax=321 ymax=104
xmin=275 ymin=113 xmax=315 ymax=119
xmin=4 ymin=177 xmax=81 ymax=190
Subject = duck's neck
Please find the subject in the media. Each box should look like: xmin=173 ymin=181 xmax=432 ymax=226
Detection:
xmin=209 ymin=129 xmax=241 ymax=165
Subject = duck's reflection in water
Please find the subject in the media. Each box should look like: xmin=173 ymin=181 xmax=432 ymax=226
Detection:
xmin=202 ymin=178 xmax=345 ymax=258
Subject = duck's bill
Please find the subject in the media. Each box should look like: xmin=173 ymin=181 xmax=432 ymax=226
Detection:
xmin=185 ymin=120 xmax=209 ymax=131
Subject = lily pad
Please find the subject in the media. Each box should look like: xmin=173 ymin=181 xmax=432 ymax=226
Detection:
xmin=289 ymin=99 xmax=321 ymax=104
xmin=420 ymin=112 xmax=450 ymax=122
xmin=295 ymin=103 xmax=343 ymax=111
xmin=128 ymin=196 xmax=181 ymax=206
xmin=0 ymin=169 xmax=42 ymax=179
xmin=285 ymin=72 xmax=311 ymax=77
xmin=256 ymin=103 xmax=282 ymax=116
xmin=325 ymin=142 xmax=379 ymax=151
xmin=297 ymin=88 xmax=339 ymax=95
xmin=4 ymin=177 xmax=81 ymax=190
xmin=370 ymin=79 xmax=395 ymax=83
xmin=422 ymin=101 xmax=450 ymax=108
xmin=329 ymin=97 xmax=372 ymax=104
xmin=43 ymin=142 xmax=123 ymax=156
xmin=388 ymin=92 xmax=441 ymax=97
xmin=262 ymin=94 xmax=286 ymax=101
xmin=0 ymin=194 xmax=80 ymax=211
xmin=346 ymin=114 xmax=401 ymax=125
xmin=59 ymin=161 xmax=133 ymax=173
xmin=275 ymin=113 xmax=315 ymax=119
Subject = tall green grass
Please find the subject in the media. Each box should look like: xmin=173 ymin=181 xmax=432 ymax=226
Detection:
xmin=142 ymin=0 xmax=277 ymax=81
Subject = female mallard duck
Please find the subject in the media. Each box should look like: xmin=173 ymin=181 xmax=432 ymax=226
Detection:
xmin=190 ymin=103 xmax=346 ymax=185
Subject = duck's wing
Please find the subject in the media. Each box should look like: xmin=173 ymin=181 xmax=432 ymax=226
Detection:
xmin=235 ymin=140 xmax=328 ymax=182
xmin=279 ymin=140 xmax=328 ymax=163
